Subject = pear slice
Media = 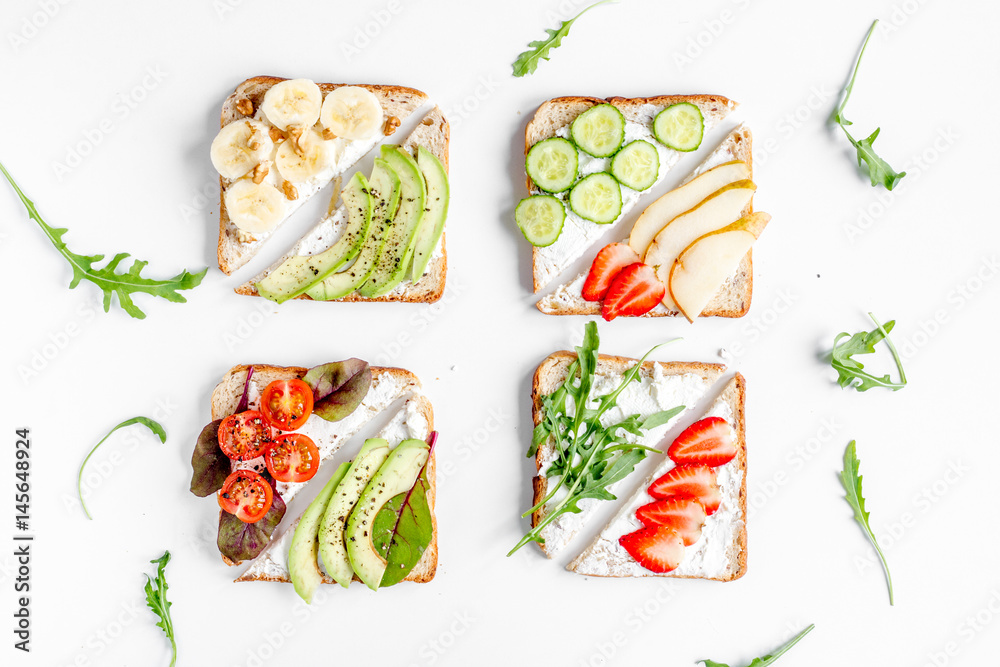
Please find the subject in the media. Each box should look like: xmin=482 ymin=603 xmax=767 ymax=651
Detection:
xmin=628 ymin=160 xmax=750 ymax=259
xmin=669 ymin=212 xmax=771 ymax=322
xmin=644 ymin=180 xmax=756 ymax=309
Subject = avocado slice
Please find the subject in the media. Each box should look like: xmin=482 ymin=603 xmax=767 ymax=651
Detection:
xmin=355 ymin=146 xmax=426 ymax=298
xmin=256 ymin=172 xmax=374 ymax=304
xmin=409 ymin=147 xmax=450 ymax=282
xmin=345 ymin=439 xmax=430 ymax=590
xmin=305 ymin=159 xmax=401 ymax=301
xmin=317 ymin=439 xmax=390 ymax=587
xmin=287 ymin=461 xmax=351 ymax=603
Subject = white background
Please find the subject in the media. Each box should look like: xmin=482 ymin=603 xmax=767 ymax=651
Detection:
xmin=2 ymin=0 xmax=999 ymax=665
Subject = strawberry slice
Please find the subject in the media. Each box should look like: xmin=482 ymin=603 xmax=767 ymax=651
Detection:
xmin=667 ymin=416 xmax=737 ymax=467
xmin=619 ymin=525 xmax=685 ymax=573
xmin=635 ymin=497 xmax=707 ymax=545
xmin=582 ymin=243 xmax=640 ymax=302
xmin=648 ymin=465 xmax=722 ymax=515
xmin=601 ymin=262 xmax=665 ymax=321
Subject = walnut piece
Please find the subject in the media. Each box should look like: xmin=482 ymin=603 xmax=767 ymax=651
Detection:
xmin=251 ymin=162 xmax=269 ymax=184
xmin=281 ymin=181 xmax=298 ymax=200
xmin=236 ymin=98 xmax=254 ymax=116
xmin=287 ymin=126 xmax=306 ymax=156
xmin=383 ymin=115 xmax=401 ymax=135
xmin=322 ymin=128 xmax=336 ymax=141
xmin=269 ymin=126 xmax=286 ymax=143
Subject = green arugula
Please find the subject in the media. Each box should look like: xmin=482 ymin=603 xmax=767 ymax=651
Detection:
xmin=830 ymin=312 xmax=907 ymax=391
xmin=830 ymin=20 xmax=906 ymax=190
xmin=840 ymin=441 xmax=894 ymax=605
xmin=78 ymin=417 xmax=166 ymax=519
xmin=699 ymin=624 xmax=814 ymax=667
xmin=509 ymin=321 xmax=681 ymax=555
xmin=0 ymin=161 xmax=206 ymax=319
xmin=512 ymin=0 xmax=616 ymax=77
xmin=144 ymin=551 xmax=177 ymax=667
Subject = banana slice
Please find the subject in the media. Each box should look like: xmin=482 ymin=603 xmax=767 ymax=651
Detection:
xmin=261 ymin=79 xmax=322 ymax=131
xmin=320 ymin=86 xmax=384 ymax=140
xmin=275 ymin=129 xmax=337 ymax=183
xmin=224 ymin=180 xmax=287 ymax=234
xmin=210 ymin=120 xmax=273 ymax=180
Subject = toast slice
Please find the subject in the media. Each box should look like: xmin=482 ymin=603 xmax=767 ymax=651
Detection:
xmin=235 ymin=393 xmax=437 ymax=585
xmin=233 ymin=106 xmax=450 ymax=303
xmin=530 ymin=351 xmax=725 ymax=558
xmin=568 ymin=374 xmax=747 ymax=580
xmin=217 ymin=77 xmax=429 ymax=275
xmin=537 ymin=124 xmax=754 ymax=318
xmin=527 ymin=95 xmax=739 ymax=293
xmin=211 ymin=363 xmax=421 ymax=566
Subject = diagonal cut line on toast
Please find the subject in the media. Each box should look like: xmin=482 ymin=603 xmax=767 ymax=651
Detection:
xmin=528 ymin=95 xmax=739 ymax=294
xmin=235 ymin=392 xmax=438 ymax=585
xmin=568 ymin=374 xmax=747 ymax=581
xmin=530 ymin=351 xmax=726 ymax=559
xmin=536 ymin=124 xmax=754 ymax=318
xmin=218 ymin=77 xmax=432 ymax=276
xmin=233 ymin=105 xmax=450 ymax=303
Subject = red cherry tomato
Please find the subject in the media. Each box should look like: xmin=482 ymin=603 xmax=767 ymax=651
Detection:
xmin=265 ymin=433 xmax=320 ymax=483
xmin=260 ymin=379 xmax=315 ymax=431
xmin=218 ymin=410 xmax=275 ymax=461
xmin=217 ymin=470 xmax=273 ymax=523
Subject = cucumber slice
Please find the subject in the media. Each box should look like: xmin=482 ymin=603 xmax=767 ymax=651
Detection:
xmin=653 ymin=103 xmax=704 ymax=152
xmin=569 ymin=172 xmax=622 ymax=224
xmin=570 ymin=104 xmax=625 ymax=158
xmin=525 ymin=137 xmax=577 ymax=193
xmin=515 ymin=195 xmax=565 ymax=247
xmin=610 ymin=140 xmax=659 ymax=191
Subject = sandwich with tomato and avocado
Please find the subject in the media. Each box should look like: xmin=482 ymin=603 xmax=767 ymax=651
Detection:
xmin=189 ymin=361 xmax=437 ymax=598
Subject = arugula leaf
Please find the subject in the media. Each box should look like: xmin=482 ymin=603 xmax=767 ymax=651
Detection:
xmin=699 ymin=624 xmax=814 ymax=667
xmin=641 ymin=406 xmax=685 ymax=431
xmin=511 ymin=0 xmax=615 ymax=77
xmin=373 ymin=433 xmax=437 ymax=588
xmin=78 ymin=417 xmax=167 ymax=519
xmin=830 ymin=312 xmax=907 ymax=391
xmin=509 ymin=321 xmax=681 ymax=555
xmin=840 ymin=441 xmax=893 ymax=605
xmin=830 ymin=20 xmax=906 ymax=190
xmin=144 ymin=551 xmax=177 ymax=667
xmin=0 ymin=161 xmax=206 ymax=319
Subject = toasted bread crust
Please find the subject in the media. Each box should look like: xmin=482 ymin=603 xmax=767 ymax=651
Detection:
xmin=217 ymin=76 xmax=431 ymax=276
xmin=210 ymin=364 xmax=437 ymax=583
xmin=529 ymin=351 xmax=726 ymax=557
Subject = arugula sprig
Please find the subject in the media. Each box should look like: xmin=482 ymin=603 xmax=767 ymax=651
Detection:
xmin=512 ymin=0 xmax=616 ymax=77
xmin=840 ymin=441 xmax=893 ymax=605
xmin=699 ymin=624 xmax=815 ymax=667
xmin=509 ymin=321 xmax=682 ymax=556
xmin=830 ymin=20 xmax=906 ymax=190
xmin=144 ymin=551 xmax=177 ymax=667
xmin=830 ymin=312 xmax=907 ymax=391
xmin=78 ymin=417 xmax=167 ymax=519
xmin=0 ymin=161 xmax=206 ymax=319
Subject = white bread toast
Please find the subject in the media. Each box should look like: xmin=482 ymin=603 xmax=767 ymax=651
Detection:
xmin=530 ymin=352 xmax=725 ymax=558
xmin=537 ymin=125 xmax=755 ymax=318
xmin=210 ymin=363 xmax=425 ymax=567
xmin=233 ymin=106 xmax=450 ymax=303
xmin=235 ymin=393 xmax=437 ymax=585
xmin=568 ymin=374 xmax=747 ymax=580
xmin=527 ymin=95 xmax=739 ymax=293
xmin=217 ymin=76 xmax=430 ymax=275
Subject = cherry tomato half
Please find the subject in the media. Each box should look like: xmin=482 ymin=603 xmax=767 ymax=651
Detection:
xmin=260 ymin=379 xmax=315 ymax=431
xmin=217 ymin=469 xmax=273 ymax=523
xmin=265 ymin=433 xmax=320 ymax=483
xmin=218 ymin=410 xmax=275 ymax=461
